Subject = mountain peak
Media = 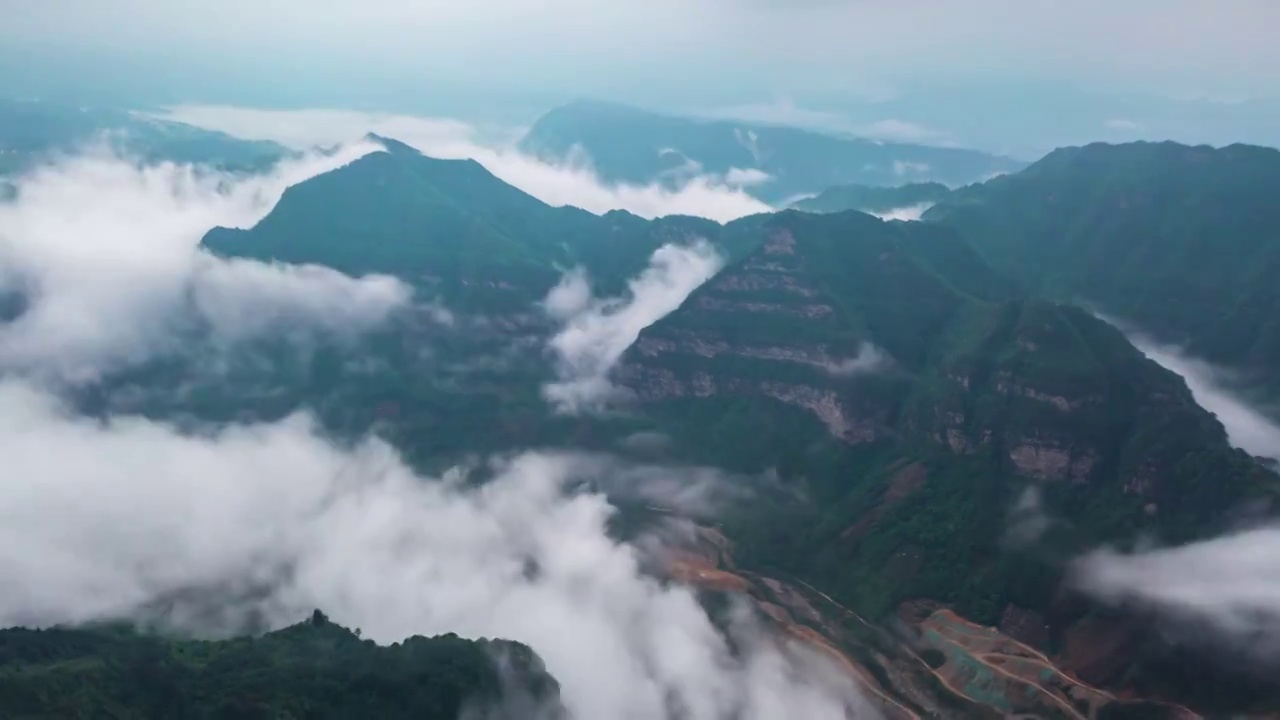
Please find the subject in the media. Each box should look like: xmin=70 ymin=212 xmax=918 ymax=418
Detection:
xmin=362 ymin=132 xmax=421 ymax=156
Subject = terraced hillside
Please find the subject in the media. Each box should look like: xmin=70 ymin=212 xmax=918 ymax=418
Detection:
xmin=659 ymin=517 xmax=1215 ymax=720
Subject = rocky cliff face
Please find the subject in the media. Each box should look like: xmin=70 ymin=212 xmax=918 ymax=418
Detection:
xmin=615 ymin=209 xmax=1280 ymax=714
xmin=617 ymin=225 xmax=893 ymax=445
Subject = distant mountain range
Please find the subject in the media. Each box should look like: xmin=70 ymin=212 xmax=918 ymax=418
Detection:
xmin=0 ymin=98 xmax=287 ymax=176
xmin=518 ymin=101 xmax=1025 ymax=204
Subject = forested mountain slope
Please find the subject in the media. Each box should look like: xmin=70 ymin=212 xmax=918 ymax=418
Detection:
xmin=203 ymin=135 xmax=732 ymax=308
xmin=925 ymin=140 xmax=1280 ymax=402
xmin=617 ymin=208 xmax=1279 ymax=712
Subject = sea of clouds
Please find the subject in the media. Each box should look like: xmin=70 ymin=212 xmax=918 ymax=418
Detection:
xmin=0 ymin=115 xmax=874 ymax=719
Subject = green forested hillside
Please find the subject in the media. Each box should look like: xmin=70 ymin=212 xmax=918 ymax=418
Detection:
xmin=616 ymin=208 xmax=1278 ymax=709
xmin=117 ymin=139 xmax=741 ymax=465
xmin=0 ymin=611 xmax=562 ymax=719
xmin=925 ymin=140 xmax=1280 ymax=401
xmin=203 ymin=135 xmax=731 ymax=308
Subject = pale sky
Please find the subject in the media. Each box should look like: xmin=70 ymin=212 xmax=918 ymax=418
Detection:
xmin=2 ymin=0 xmax=1278 ymax=154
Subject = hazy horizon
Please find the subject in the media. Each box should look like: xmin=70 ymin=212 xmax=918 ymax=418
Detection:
xmin=2 ymin=0 xmax=1279 ymax=156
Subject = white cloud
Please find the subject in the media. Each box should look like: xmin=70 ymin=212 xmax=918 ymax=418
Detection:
xmin=189 ymin=256 xmax=412 ymax=343
xmin=1074 ymin=526 xmax=1280 ymax=657
xmin=1105 ymin=118 xmax=1145 ymax=132
xmin=544 ymin=242 xmax=723 ymax=413
xmin=891 ymin=160 xmax=930 ymax=176
xmin=540 ymin=267 xmax=593 ymax=321
xmin=733 ymin=128 xmax=765 ymax=166
xmin=855 ymin=119 xmax=951 ymax=145
xmin=158 ymin=105 xmax=773 ymax=223
xmin=824 ymin=343 xmax=888 ymax=376
xmin=724 ymin=167 xmax=773 ymax=187
xmin=868 ymin=202 xmax=934 ymax=222
xmin=656 ymin=147 xmax=706 ymax=181
xmin=0 ymin=377 xmax=871 ymax=719
xmin=779 ymin=192 xmax=819 ymax=208
xmin=698 ymin=98 xmax=892 ymax=135
xmin=1005 ymin=486 xmax=1053 ymax=547
xmin=0 ymin=142 xmax=409 ymax=382
xmin=696 ymin=103 xmax=954 ymax=146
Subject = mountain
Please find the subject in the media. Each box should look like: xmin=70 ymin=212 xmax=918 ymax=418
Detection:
xmin=518 ymin=101 xmax=1025 ymax=204
xmin=0 ymin=98 xmax=287 ymax=176
xmin=141 ymin=139 xmax=740 ymax=464
xmin=0 ymin=610 xmax=563 ymax=718
xmin=204 ymin=135 xmax=729 ymax=308
xmin=616 ymin=208 xmax=1279 ymax=713
xmin=791 ymin=181 xmax=951 ymax=215
xmin=92 ymin=136 xmax=1280 ymax=714
xmin=924 ymin=140 xmax=1280 ymax=403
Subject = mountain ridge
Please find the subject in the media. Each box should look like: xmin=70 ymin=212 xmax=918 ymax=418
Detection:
xmin=925 ymin=138 xmax=1280 ymax=403
xmin=614 ymin=206 xmax=1279 ymax=712
xmin=92 ymin=131 xmax=1280 ymax=715
xmin=519 ymin=101 xmax=1026 ymax=203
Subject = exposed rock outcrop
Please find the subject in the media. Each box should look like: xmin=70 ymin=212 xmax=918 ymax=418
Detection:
xmin=1008 ymin=440 xmax=1096 ymax=483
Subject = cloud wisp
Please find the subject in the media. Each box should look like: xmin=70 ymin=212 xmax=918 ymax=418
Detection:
xmin=0 ymin=142 xmax=410 ymax=383
xmin=157 ymin=105 xmax=773 ymax=223
xmin=1128 ymin=336 xmax=1280 ymax=464
xmin=823 ymin=342 xmax=888 ymax=377
xmin=1073 ymin=526 xmax=1280 ymax=658
xmin=0 ymin=378 xmax=871 ymax=719
xmin=543 ymin=241 xmax=723 ymax=414
xmin=867 ymin=202 xmax=934 ymax=222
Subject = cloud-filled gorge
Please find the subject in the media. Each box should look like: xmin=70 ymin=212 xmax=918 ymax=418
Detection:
xmin=543 ymin=241 xmax=723 ymax=414
xmin=0 ymin=136 xmax=870 ymax=717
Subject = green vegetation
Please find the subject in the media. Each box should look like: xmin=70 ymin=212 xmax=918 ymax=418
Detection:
xmin=615 ymin=207 xmax=1278 ymax=710
xmin=518 ymin=101 xmax=1024 ymax=203
xmin=0 ymin=611 xmax=562 ymax=719
xmin=925 ymin=140 xmax=1280 ymax=403
xmin=203 ymin=135 xmax=732 ymax=308
xmin=61 ymin=134 xmax=1280 ymax=714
